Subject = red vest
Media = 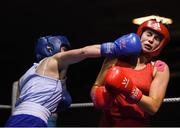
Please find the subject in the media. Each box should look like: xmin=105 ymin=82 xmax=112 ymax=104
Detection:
xmin=100 ymin=61 xmax=153 ymax=127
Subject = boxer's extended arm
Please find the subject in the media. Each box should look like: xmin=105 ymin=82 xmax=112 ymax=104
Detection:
xmin=54 ymin=33 xmax=142 ymax=66
xmin=53 ymin=44 xmax=101 ymax=67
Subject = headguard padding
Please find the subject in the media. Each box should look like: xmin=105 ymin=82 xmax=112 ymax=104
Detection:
xmin=137 ymin=19 xmax=170 ymax=57
xmin=35 ymin=35 xmax=71 ymax=62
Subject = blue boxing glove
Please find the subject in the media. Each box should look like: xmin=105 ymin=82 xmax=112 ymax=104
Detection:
xmin=101 ymin=33 xmax=142 ymax=57
xmin=56 ymin=90 xmax=72 ymax=112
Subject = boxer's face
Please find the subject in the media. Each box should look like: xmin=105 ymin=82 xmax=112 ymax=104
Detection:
xmin=140 ymin=29 xmax=163 ymax=54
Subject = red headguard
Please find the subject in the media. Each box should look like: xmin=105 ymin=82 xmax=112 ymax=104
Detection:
xmin=137 ymin=19 xmax=170 ymax=57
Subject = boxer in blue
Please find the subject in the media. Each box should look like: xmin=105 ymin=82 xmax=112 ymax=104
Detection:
xmin=5 ymin=33 xmax=141 ymax=127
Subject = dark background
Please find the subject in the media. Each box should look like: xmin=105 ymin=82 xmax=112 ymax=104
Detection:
xmin=1 ymin=0 xmax=180 ymax=126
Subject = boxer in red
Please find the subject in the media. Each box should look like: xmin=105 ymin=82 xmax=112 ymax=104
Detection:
xmin=91 ymin=19 xmax=170 ymax=127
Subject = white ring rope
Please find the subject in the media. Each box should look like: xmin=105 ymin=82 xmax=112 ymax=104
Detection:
xmin=1 ymin=97 xmax=180 ymax=109
xmin=70 ymin=97 xmax=180 ymax=108
xmin=163 ymin=97 xmax=180 ymax=103
xmin=70 ymin=102 xmax=94 ymax=108
xmin=0 ymin=105 xmax=11 ymax=109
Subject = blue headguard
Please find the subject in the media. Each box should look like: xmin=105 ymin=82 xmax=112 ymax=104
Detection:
xmin=35 ymin=35 xmax=71 ymax=62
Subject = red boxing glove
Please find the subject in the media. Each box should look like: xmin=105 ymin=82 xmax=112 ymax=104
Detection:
xmin=90 ymin=86 xmax=113 ymax=109
xmin=105 ymin=66 xmax=142 ymax=103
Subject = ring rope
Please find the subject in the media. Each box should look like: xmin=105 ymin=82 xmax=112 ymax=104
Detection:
xmin=0 ymin=105 xmax=11 ymax=109
xmin=70 ymin=102 xmax=94 ymax=108
xmin=1 ymin=97 xmax=179 ymax=109
xmin=70 ymin=97 xmax=180 ymax=108
xmin=163 ymin=97 xmax=180 ymax=103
